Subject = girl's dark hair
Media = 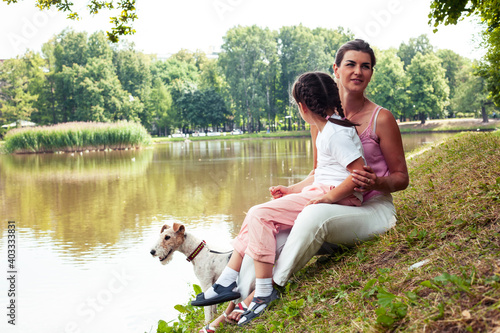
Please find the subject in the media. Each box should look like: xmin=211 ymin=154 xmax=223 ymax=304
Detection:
xmin=292 ymin=72 xmax=357 ymax=128
xmin=335 ymin=39 xmax=376 ymax=69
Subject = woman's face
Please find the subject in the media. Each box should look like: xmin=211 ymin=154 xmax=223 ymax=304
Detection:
xmin=334 ymin=50 xmax=373 ymax=94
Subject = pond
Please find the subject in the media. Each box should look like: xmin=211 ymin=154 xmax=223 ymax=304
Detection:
xmin=0 ymin=132 xmax=454 ymax=333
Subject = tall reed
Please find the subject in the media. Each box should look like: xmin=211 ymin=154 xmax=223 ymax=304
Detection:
xmin=3 ymin=121 xmax=152 ymax=154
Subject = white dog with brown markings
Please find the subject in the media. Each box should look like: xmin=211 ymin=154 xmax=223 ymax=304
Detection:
xmin=150 ymin=223 xmax=232 ymax=323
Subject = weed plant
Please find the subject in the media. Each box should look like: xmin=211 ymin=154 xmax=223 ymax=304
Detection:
xmin=154 ymin=132 xmax=500 ymax=333
xmin=2 ymin=121 xmax=151 ymax=154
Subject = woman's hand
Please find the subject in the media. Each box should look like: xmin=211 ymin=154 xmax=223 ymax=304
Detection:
xmin=269 ymin=185 xmax=293 ymax=199
xmin=352 ymin=165 xmax=378 ymax=193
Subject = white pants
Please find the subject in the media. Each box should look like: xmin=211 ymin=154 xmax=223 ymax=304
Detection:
xmin=236 ymin=194 xmax=395 ymax=300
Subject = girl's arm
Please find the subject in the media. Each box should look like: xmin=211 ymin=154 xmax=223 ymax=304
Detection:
xmin=270 ymin=174 xmax=314 ymax=199
xmin=308 ymin=157 xmax=365 ymax=205
xmin=352 ymin=108 xmax=409 ymax=193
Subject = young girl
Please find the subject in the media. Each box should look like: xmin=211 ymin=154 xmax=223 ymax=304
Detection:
xmin=193 ymin=71 xmax=366 ymax=330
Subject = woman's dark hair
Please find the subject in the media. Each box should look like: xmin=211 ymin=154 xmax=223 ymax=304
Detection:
xmin=335 ymin=39 xmax=376 ymax=69
xmin=292 ymin=72 xmax=357 ymax=128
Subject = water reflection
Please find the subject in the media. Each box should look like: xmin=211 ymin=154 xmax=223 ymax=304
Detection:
xmin=1 ymin=149 xmax=154 ymax=252
xmin=1 ymin=140 xmax=313 ymax=255
xmin=401 ymin=132 xmax=453 ymax=153
xmin=0 ymin=134 xmax=453 ymax=333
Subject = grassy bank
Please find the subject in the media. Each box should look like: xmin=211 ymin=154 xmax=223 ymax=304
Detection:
xmin=2 ymin=121 xmax=152 ymax=154
xmin=157 ymin=131 xmax=500 ymax=332
xmin=398 ymin=118 xmax=500 ymax=133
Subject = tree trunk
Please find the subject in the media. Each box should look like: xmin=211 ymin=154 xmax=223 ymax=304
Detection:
xmin=419 ymin=112 xmax=426 ymax=124
xmin=481 ymin=104 xmax=489 ymax=123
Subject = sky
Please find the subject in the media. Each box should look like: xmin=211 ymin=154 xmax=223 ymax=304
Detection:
xmin=0 ymin=0 xmax=486 ymax=60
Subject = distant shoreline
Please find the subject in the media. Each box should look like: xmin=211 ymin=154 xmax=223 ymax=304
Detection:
xmin=1 ymin=118 xmax=498 ymax=149
xmin=152 ymin=118 xmax=500 ymax=143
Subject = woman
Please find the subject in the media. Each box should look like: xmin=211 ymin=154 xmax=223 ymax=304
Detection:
xmin=272 ymin=39 xmax=409 ymax=286
xmin=201 ymin=39 xmax=409 ymax=331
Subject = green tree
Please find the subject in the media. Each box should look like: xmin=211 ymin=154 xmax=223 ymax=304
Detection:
xmin=53 ymin=64 xmax=77 ymax=122
xmin=87 ymin=31 xmax=113 ymax=61
xmin=451 ymin=61 xmax=492 ymax=122
xmin=219 ymin=25 xmax=279 ymax=132
xmin=72 ymin=57 xmax=142 ymax=122
xmin=477 ymin=29 xmax=500 ymax=106
xmin=177 ymin=88 xmax=230 ymax=131
xmin=397 ymin=34 xmax=434 ymax=68
xmin=366 ymin=48 xmax=409 ymax=121
xmin=428 ymin=0 xmax=499 ymax=31
xmin=44 ymin=29 xmax=147 ymax=123
xmin=177 ymin=89 xmax=205 ymax=131
xmin=201 ymin=89 xmax=230 ymax=130
xmin=151 ymin=58 xmax=200 ymax=87
xmin=169 ymin=79 xmax=197 ymax=132
xmin=53 ymin=29 xmax=89 ymax=71
xmin=148 ymin=78 xmax=173 ymax=136
xmin=4 ymin=0 xmax=137 ymax=42
xmin=428 ymin=0 xmax=500 ymax=106
xmin=171 ymin=49 xmax=209 ymax=72
xmin=113 ymin=42 xmax=153 ymax=127
xmin=436 ymin=49 xmax=467 ymax=99
xmin=50 ymin=29 xmax=90 ymax=122
xmin=0 ymin=51 xmax=45 ymax=124
xmin=31 ymin=38 xmax=59 ymax=125
xmin=406 ymin=52 xmax=450 ymax=123
xmin=199 ymin=58 xmax=226 ymax=93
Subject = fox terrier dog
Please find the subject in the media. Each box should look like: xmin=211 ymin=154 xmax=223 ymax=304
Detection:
xmin=150 ymin=223 xmax=232 ymax=323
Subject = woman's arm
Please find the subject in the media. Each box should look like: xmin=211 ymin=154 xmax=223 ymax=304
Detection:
xmin=308 ymin=157 xmax=365 ymax=204
xmin=352 ymin=108 xmax=409 ymax=193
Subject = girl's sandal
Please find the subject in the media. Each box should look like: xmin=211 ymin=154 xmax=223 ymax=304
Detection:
xmin=238 ymin=289 xmax=279 ymax=327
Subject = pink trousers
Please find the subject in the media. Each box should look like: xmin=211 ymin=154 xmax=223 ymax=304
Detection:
xmin=232 ymin=184 xmax=360 ymax=264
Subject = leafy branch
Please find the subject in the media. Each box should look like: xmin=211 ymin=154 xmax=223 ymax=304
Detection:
xmin=4 ymin=0 xmax=138 ymax=42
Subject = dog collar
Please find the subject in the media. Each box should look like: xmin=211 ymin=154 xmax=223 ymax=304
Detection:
xmin=187 ymin=240 xmax=206 ymax=262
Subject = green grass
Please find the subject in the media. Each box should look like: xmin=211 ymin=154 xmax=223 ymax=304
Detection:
xmin=155 ymin=131 xmax=500 ymax=332
xmin=398 ymin=125 xmax=499 ymax=133
xmin=2 ymin=121 xmax=152 ymax=154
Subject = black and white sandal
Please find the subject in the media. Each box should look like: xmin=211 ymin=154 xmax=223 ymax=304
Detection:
xmin=237 ymin=289 xmax=279 ymax=326
xmin=191 ymin=282 xmax=241 ymax=306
